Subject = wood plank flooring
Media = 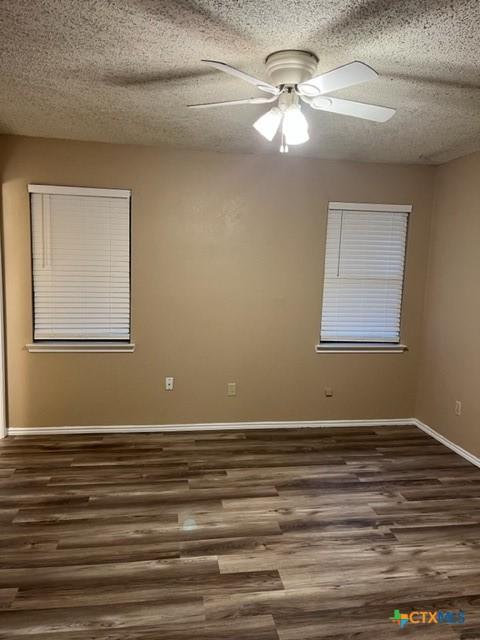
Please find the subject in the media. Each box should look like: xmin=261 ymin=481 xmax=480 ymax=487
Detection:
xmin=0 ymin=425 xmax=479 ymax=639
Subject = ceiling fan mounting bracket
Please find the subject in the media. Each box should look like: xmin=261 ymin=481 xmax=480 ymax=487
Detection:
xmin=265 ymin=50 xmax=318 ymax=86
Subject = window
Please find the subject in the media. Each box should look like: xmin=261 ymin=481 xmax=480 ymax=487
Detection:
xmin=28 ymin=185 xmax=132 ymax=351
xmin=317 ymin=202 xmax=410 ymax=352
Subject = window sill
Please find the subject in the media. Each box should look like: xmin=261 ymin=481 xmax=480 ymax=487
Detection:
xmin=26 ymin=342 xmax=135 ymax=353
xmin=315 ymin=343 xmax=407 ymax=354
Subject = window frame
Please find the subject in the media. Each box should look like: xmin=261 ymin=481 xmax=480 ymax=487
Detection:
xmin=316 ymin=201 xmax=411 ymax=354
xmin=27 ymin=184 xmax=134 ymax=353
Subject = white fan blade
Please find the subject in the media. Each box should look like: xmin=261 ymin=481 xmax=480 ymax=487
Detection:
xmin=187 ymin=95 xmax=277 ymax=109
xmin=308 ymin=96 xmax=395 ymax=122
xmin=202 ymin=60 xmax=279 ymax=95
xmin=298 ymin=61 xmax=378 ymax=97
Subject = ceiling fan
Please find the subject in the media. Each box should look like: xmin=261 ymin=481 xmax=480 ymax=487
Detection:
xmin=187 ymin=50 xmax=395 ymax=152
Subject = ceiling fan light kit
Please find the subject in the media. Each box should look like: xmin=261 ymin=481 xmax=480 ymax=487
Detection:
xmin=283 ymin=103 xmax=309 ymax=145
xmin=253 ymin=106 xmax=282 ymax=141
xmin=188 ymin=50 xmax=396 ymax=153
xmin=254 ymin=90 xmax=310 ymax=148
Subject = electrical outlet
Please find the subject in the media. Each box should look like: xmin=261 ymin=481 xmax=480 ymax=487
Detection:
xmin=324 ymin=387 xmax=333 ymax=398
xmin=227 ymin=382 xmax=237 ymax=397
xmin=455 ymin=400 xmax=462 ymax=416
xmin=165 ymin=376 xmax=174 ymax=391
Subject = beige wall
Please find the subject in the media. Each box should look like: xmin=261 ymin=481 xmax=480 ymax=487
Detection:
xmin=416 ymin=152 xmax=480 ymax=456
xmin=0 ymin=135 xmax=434 ymax=428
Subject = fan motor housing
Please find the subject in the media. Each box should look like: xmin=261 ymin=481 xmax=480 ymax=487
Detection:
xmin=265 ymin=50 xmax=318 ymax=86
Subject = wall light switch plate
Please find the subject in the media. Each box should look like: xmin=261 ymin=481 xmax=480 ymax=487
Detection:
xmin=455 ymin=400 xmax=462 ymax=416
xmin=165 ymin=377 xmax=174 ymax=391
xmin=227 ymin=382 xmax=237 ymax=397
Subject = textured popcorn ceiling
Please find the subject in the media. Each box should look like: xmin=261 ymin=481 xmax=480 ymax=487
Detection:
xmin=1 ymin=0 xmax=480 ymax=163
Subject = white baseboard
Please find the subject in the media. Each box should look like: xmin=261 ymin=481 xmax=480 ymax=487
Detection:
xmin=8 ymin=418 xmax=480 ymax=470
xmin=7 ymin=418 xmax=414 ymax=436
xmin=412 ymin=418 xmax=480 ymax=469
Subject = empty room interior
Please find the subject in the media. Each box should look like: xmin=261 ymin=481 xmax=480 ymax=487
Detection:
xmin=1 ymin=1 xmax=480 ymax=638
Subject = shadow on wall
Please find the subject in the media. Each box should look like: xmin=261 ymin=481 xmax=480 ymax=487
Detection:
xmin=0 ymin=138 xmax=10 ymax=435
xmin=1 ymin=136 xmax=39 ymax=430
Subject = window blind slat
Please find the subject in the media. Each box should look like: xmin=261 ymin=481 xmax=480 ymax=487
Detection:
xmin=320 ymin=205 xmax=408 ymax=343
xmin=31 ymin=191 xmax=131 ymax=341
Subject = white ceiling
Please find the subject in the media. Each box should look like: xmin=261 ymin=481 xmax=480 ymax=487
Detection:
xmin=1 ymin=0 xmax=480 ymax=164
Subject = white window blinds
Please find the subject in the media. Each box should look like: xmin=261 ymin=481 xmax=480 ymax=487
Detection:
xmin=29 ymin=185 xmax=131 ymax=341
xmin=320 ymin=202 xmax=410 ymax=343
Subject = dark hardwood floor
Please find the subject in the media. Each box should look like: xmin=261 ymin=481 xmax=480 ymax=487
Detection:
xmin=0 ymin=425 xmax=480 ymax=639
